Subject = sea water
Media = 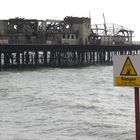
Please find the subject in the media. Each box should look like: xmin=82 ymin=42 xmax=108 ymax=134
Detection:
xmin=0 ymin=66 xmax=135 ymax=140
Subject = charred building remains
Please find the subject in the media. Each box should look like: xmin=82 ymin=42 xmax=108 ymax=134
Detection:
xmin=0 ymin=16 xmax=133 ymax=45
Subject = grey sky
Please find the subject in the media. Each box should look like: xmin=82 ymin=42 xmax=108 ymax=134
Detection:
xmin=0 ymin=0 xmax=139 ymax=40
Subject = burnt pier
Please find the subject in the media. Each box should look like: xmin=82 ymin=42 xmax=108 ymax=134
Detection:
xmin=0 ymin=44 xmax=140 ymax=71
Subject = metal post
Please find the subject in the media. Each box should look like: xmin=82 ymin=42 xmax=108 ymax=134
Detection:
xmin=135 ymin=87 xmax=140 ymax=140
xmin=0 ymin=51 xmax=1 ymax=71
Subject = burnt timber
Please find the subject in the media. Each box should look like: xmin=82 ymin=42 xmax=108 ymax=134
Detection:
xmin=0 ymin=16 xmax=134 ymax=45
xmin=0 ymin=44 xmax=140 ymax=71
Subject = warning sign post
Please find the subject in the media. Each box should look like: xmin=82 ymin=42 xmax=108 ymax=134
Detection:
xmin=135 ymin=87 xmax=140 ymax=140
xmin=113 ymin=55 xmax=140 ymax=140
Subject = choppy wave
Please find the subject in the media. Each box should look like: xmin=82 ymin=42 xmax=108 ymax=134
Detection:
xmin=0 ymin=66 xmax=135 ymax=140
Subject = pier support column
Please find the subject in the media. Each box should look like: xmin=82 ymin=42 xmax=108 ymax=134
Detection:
xmin=50 ymin=51 xmax=55 ymax=66
xmin=107 ymin=51 xmax=111 ymax=64
xmin=97 ymin=52 xmax=99 ymax=64
xmin=25 ymin=52 xmax=29 ymax=64
xmin=102 ymin=51 xmax=105 ymax=64
xmin=4 ymin=52 xmax=8 ymax=71
xmin=16 ymin=52 xmax=20 ymax=69
xmin=35 ymin=51 xmax=38 ymax=66
xmin=44 ymin=51 xmax=47 ymax=66
xmin=73 ymin=52 xmax=77 ymax=65
xmin=21 ymin=52 xmax=25 ymax=68
xmin=90 ymin=52 xmax=92 ymax=64
xmin=77 ymin=52 xmax=80 ymax=64
xmin=92 ymin=51 xmax=95 ymax=64
xmin=81 ymin=52 xmax=85 ymax=64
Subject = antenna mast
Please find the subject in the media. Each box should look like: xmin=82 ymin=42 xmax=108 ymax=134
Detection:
xmin=103 ymin=13 xmax=107 ymax=35
xmin=89 ymin=11 xmax=91 ymax=18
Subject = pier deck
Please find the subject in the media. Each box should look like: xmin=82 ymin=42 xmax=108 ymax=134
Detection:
xmin=0 ymin=44 xmax=140 ymax=71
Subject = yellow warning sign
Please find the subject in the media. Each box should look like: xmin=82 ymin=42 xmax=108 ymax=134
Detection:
xmin=113 ymin=55 xmax=140 ymax=87
xmin=120 ymin=56 xmax=137 ymax=76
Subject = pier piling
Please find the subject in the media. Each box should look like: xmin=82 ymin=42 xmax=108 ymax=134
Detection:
xmin=0 ymin=44 xmax=140 ymax=70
